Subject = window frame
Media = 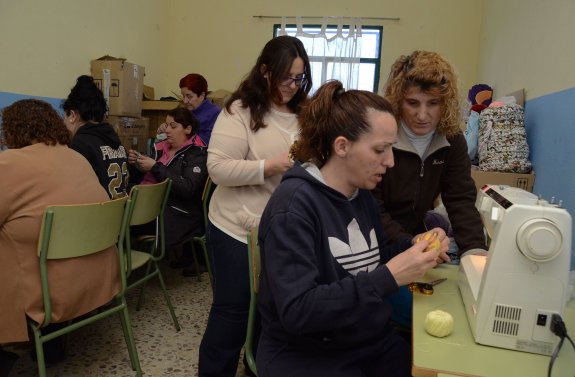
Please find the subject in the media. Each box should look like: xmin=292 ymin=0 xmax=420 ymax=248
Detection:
xmin=273 ymin=24 xmax=383 ymax=93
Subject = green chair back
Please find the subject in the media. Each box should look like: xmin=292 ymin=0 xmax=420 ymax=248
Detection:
xmin=245 ymin=227 xmax=261 ymax=376
xmin=188 ymin=176 xmax=215 ymax=286
xmin=248 ymin=227 xmax=261 ymax=294
xmin=201 ymin=176 xmax=215 ymax=230
xmin=128 ymin=179 xmax=171 ymax=226
xmin=125 ymin=178 xmax=181 ymax=331
xmin=125 ymin=179 xmax=172 ymax=269
xmin=33 ymin=196 xmax=142 ymax=377
xmin=38 ymin=198 xmax=127 ymax=260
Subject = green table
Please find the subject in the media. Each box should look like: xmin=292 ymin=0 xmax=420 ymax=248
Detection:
xmin=412 ymin=264 xmax=575 ymax=377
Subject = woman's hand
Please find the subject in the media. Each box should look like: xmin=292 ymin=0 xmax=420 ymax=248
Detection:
xmin=264 ymin=152 xmax=293 ymax=178
xmin=127 ymin=149 xmax=140 ymax=165
xmin=128 ymin=149 xmax=155 ymax=172
xmin=157 ymin=123 xmax=167 ymax=134
xmin=386 ymin=240 xmax=438 ymax=287
xmin=413 ymin=227 xmax=451 ymax=264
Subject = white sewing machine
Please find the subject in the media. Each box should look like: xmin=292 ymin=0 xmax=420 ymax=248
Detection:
xmin=459 ymin=184 xmax=572 ymax=355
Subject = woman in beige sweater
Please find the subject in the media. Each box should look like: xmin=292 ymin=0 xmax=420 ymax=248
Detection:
xmin=198 ymin=36 xmax=312 ymax=376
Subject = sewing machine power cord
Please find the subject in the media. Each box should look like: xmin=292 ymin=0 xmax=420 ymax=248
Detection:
xmin=547 ymin=313 xmax=575 ymax=377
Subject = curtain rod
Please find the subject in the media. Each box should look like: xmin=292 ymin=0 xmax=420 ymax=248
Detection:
xmin=252 ymin=15 xmax=400 ymax=21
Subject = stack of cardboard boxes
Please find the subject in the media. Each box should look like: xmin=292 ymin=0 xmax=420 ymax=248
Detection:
xmin=90 ymin=56 xmax=149 ymax=154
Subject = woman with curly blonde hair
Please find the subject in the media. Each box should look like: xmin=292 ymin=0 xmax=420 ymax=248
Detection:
xmin=372 ymin=51 xmax=487 ymax=331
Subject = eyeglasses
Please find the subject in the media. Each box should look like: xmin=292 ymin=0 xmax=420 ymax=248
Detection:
xmin=280 ymin=75 xmax=307 ymax=87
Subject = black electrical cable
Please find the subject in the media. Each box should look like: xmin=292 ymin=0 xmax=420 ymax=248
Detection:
xmin=547 ymin=337 xmax=565 ymax=377
xmin=547 ymin=314 xmax=574 ymax=377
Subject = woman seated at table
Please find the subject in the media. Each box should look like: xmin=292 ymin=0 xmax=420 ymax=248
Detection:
xmin=128 ymin=107 xmax=208 ymax=249
xmin=0 ymin=99 xmax=120 ymax=359
xmin=256 ymin=81 xmax=449 ymax=377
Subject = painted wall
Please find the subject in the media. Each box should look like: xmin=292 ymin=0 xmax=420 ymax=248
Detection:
xmin=0 ymin=0 xmax=170 ymax=99
xmin=1 ymin=0 xmax=482 ymax=100
xmin=164 ymin=0 xmax=483 ymax=96
xmin=479 ymin=0 xmax=575 ymax=268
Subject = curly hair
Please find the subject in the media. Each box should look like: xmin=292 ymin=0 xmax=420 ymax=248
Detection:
xmin=383 ymin=51 xmax=462 ymax=137
xmin=1 ymin=99 xmax=70 ymax=149
xmin=225 ymin=35 xmax=312 ymax=132
xmin=293 ymin=80 xmax=394 ymax=167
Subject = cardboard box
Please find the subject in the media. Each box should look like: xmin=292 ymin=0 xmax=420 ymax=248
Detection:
xmin=91 ymin=56 xmax=145 ymax=118
xmin=107 ymin=116 xmax=150 ymax=155
xmin=143 ymin=85 xmax=155 ymax=100
xmin=142 ymin=101 xmax=182 ymax=138
xmin=471 ymin=169 xmax=535 ymax=192
xmin=207 ymin=89 xmax=232 ymax=108
xmin=142 ymin=100 xmax=181 ymax=111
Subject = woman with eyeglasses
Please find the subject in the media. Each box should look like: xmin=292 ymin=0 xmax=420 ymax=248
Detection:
xmin=198 ymin=35 xmax=312 ymax=376
xmin=372 ymin=51 xmax=487 ymax=332
xmin=157 ymin=73 xmax=221 ymax=146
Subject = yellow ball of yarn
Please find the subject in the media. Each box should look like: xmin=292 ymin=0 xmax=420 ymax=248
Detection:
xmin=425 ymin=309 xmax=454 ymax=337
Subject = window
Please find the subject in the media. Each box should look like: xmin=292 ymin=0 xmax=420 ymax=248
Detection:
xmin=274 ymin=24 xmax=383 ymax=93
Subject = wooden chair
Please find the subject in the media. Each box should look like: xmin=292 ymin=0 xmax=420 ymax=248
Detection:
xmin=245 ymin=227 xmax=261 ymax=376
xmin=30 ymin=196 xmax=142 ymax=377
xmin=125 ymin=179 xmax=181 ymax=331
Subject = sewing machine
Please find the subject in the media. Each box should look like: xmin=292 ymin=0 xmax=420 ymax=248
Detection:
xmin=458 ymin=184 xmax=572 ymax=355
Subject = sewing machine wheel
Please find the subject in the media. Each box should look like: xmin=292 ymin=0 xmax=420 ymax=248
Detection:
xmin=516 ymin=219 xmax=563 ymax=262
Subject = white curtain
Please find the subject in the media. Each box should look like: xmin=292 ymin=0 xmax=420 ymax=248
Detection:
xmin=279 ymin=16 xmax=363 ymax=92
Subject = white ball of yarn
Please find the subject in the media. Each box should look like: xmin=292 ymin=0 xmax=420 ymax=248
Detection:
xmin=425 ymin=309 xmax=454 ymax=338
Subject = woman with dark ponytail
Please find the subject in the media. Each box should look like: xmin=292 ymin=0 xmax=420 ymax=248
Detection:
xmin=256 ymin=80 xmax=444 ymax=376
xmin=62 ymin=75 xmax=129 ymax=199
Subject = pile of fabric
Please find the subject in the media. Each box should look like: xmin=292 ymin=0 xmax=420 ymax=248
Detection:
xmin=464 ymin=84 xmax=532 ymax=173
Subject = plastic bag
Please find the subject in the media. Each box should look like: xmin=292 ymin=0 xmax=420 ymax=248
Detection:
xmin=464 ymin=110 xmax=480 ymax=162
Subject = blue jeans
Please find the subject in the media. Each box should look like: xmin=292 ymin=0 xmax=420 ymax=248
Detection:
xmin=388 ymin=286 xmax=413 ymax=329
xmin=199 ymin=221 xmax=250 ymax=377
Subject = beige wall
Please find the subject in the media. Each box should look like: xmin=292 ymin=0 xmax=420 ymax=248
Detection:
xmin=0 ymin=0 xmax=482 ymax=100
xmin=165 ymin=0 xmax=483 ymax=97
xmin=0 ymin=0 xmax=170 ymax=98
xmin=478 ymin=0 xmax=575 ymax=100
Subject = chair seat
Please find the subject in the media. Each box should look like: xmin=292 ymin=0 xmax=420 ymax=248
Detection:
xmin=130 ymin=250 xmax=151 ymax=271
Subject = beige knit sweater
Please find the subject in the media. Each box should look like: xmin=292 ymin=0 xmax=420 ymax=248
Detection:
xmin=207 ymin=100 xmax=298 ymax=243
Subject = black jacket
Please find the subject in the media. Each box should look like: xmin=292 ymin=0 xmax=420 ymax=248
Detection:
xmin=258 ymin=163 xmax=411 ymax=353
xmin=131 ymin=140 xmax=208 ymax=247
xmin=69 ymin=122 xmax=128 ymax=199
xmin=372 ymin=128 xmax=487 ymax=255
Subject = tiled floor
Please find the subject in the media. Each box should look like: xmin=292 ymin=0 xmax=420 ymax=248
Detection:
xmin=5 ymin=263 xmax=250 ymax=377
